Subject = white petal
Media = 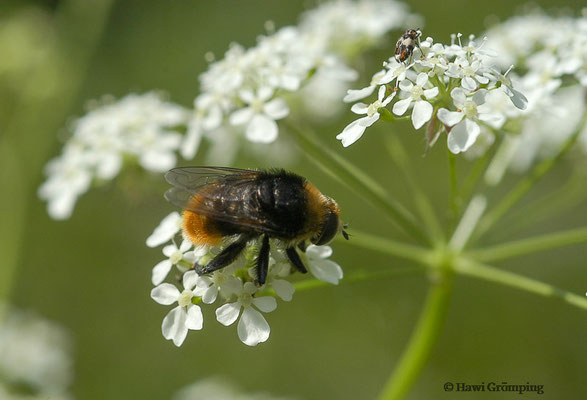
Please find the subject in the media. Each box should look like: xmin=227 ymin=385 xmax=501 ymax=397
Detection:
xmin=336 ymin=119 xmax=368 ymax=147
xmin=182 ymin=270 xmax=199 ymax=290
xmin=229 ymin=107 xmax=254 ymax=125
xmin=447 ymin=119 xmax=480 ymax=154
xmin=151 ymin=283 xmax=180 ymax=305
xmin=216 ymin=302 xmax=241 ymax=326
xmin=437 ymin=108 xmax=463 ymax=127
xmin=202 ymin=106 xmax=223 ymax=130
xmin=46 ymin=193 xmax=77 ymax=220
xmin=252 ymin=296 xmax=277 ymax=313
xmin=185 ymin=305 xmax=203 ymax=330
xmin=308 ymin=259 xmax=343 ymax=285
xmin=509 ymin=88 xmax=528 ymax=110
xmin=245 ymin=115 xmax=278 ymax=143
xmin=306 ymin=245 xmax=332 ymax=259
xmin=219 ymin=276 xmax=242 ymax=298
xmin=398 ymin=79 xmax=413 ymax=92
xmin=263 ymin=98 xmax=289 ymax=120
xmin=270 ymin=279 xmax=295 ymax=301
xmin=478 ymin=112 xmax=505 ymax=129
xmin=350 ymin=103 xmax=368 ymax=115
xmin=472 ymin=89 xmax=487 ymax=105
xmin=392 ymin=98 xmax=412 ymax=116
xmin=243 ymin=281 xmax=258 ymax=295
xmin=257 ymin=86 xmax=274 ymax=101
xmin=183 ymin=251 xmax=197 ymax=264
xmin=381 ymin=91 xmax=397 ymax=107
xmin=411 ymin=101 xmax=433 ymax=129
xmin=151 ymin=260 xmax=173 ymax=286
xmin=343 ymin=86 xmax=375 ymax=102
xmin=423 ymin=87 xmax=439 ymax=99
xmin=179 ymin=239 xmax=192 ymax=252
xmin=450 ymin=87 xmax=467 ymax=106
xmin=239 ymin=89 xmax=255 ymax=104
xmin=416 ymin=72 xmax=429 ymax=87
xmin=359 ymin=114 xmax=380 ymax=127
xmin=201 ymin=286 xmax=219 ymax=304
xmin=377 ymin=85 xmax=386 ymax=101
xmin=139 ymin=150 xmax=176 ymax=173
xmin=461 ymin=76 xmax=477 ymax=91
xmin=162 ymin=244 xmax=176 ymax=257
xmin=146 ymin=212 xmax=181 ymax=247
xmin=181 ymin=119 xmax=203 ymax=159
xmin=477 ymin=75 xmax=489 ymax=84
xmin=162 ymin=306 xmax=188 ymax=346
xmin=280 ymin=74 xmax=301 ymax=91
xmin=238 ymin=308 xmax=271 ymax=346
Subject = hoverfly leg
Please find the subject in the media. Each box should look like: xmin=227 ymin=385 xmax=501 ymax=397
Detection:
xmin=286 ymin=247 xmax=308 ymax=274
xmin=194 ymin=234 xmax=252 ymax=275
xmin=255 ymin=234 xmax=270 ymax=286
xmin=297 ymin=240 xmax=307 ymax=252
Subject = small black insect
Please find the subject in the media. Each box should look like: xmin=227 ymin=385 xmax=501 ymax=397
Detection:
xmin=164 ymin=167 xmax=348 ymax=285
xmin=395 ymin=28 xmax=422 ymax=63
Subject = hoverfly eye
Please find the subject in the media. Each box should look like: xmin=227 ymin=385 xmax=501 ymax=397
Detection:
xmin=313 ymin=211 xmax=339 ymax=246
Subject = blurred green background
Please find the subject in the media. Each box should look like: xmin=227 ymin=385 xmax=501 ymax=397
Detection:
xmin=1 ymin=0 xmax=586 ymax=399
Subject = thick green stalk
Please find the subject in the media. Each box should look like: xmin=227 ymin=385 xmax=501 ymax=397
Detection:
xmin=378 ymin=263 xmax=454 ymax=400
xmin=454 ymin=258 xmax=587 ymax=311
xmin=284 ymin=122 xmax=429 ymax=244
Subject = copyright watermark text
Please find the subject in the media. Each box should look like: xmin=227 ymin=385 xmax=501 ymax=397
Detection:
xmin=443 ymin=381 xmax=544 ymax=394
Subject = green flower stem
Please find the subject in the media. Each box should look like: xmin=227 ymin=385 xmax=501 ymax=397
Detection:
xmin=447 ymin=148 xmax=459 ymax=230
xmin=468 ymin=226 xmax=587 ymax=263
xmin=284 ymin=122 xmax=429 ymax=244
xmin=499 ymin=170 xmax=587 ymax=239
xmin=454 ymin=258 xmax=587 ymax=311
xmin=0 ymin=0 xmax=115 ymax=300
xmin=378 ymin=262 xmax=454 ymax=400
xmin=458 ymin=139 xmax=496 ymax=204
xmin=260 ymin=266 xmax=426 ymax=298
xmin=448 ymin=195 xmax=487 ymax=252
xmin=472 ymin=116 xmax=585 ymax=242
xmin=338 ymin=229 xmax=433 ymax=265
xmin=384 ymin=135 xmax=445 ymax=243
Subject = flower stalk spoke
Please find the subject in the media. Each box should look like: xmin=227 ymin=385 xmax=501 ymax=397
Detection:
xmin=285 ymin=121 xmax=430 ymax=244
xmin=468 ymin=227 xmax=587 ymax=263
xmin=472 ymin=117 xmax=586 ymax=243
xmin=454 ymin=258 xmax=587 ymax=312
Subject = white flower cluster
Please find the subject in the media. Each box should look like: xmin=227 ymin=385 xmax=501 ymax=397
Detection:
xmin=181 ymin=0 xmax=416 ymax=158
xmin=147 ymin=212 xmax=343 ymax=347
xmin=0 ymin=304 xmax=73 ymax=399
xmin=478 ymin=12 xmax=587 ymax=175
xmin=38 ymin=92 xmax=188 ymax=220
xmin=173 ymin=376 xmax=293 ymax=400
xmin=38 ymin=1 xmax=419 ymax=221
xmin=337 ymin=31 xmax=528 ymax=154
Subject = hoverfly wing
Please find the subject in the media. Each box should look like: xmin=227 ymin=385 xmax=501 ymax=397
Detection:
xmin=164 ymin=187 xmax=195 ymax=210
xmin=164 ymin=171 xmax=284 ymax=236
xmin=165 ymin=166 xmax=258 ymax=193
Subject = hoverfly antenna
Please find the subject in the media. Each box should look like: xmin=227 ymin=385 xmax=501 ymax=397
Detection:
xmin=342 ymin=229 xmax=350 ymax=240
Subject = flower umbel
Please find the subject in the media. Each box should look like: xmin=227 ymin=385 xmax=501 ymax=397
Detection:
xmin=338 ymin=30 xmax=527 ymax=153
xmin=146 ymin=214 xmax=344 ymax=347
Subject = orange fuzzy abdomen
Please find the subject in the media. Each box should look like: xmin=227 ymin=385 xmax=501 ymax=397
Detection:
xmin=181 ymin=193 xmax=224 ymax=246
